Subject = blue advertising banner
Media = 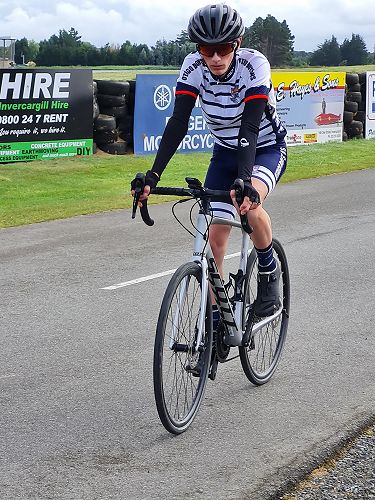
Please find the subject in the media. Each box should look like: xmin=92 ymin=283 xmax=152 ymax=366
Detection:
xmin=133 ymin=74 xmax=213 ymax=155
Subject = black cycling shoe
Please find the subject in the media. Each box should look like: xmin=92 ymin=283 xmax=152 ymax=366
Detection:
xmin=254 ymin=264 xmax=281 ymax=317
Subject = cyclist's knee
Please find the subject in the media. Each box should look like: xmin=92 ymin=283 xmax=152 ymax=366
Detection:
xmin=209 ymin=226 xmax=230 ymax=257
xmin=247 ymin=205 xmax=271 ymax=229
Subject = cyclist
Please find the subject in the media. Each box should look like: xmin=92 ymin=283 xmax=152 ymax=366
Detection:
xmin=131 ymin=3 xmax=287 ymax=323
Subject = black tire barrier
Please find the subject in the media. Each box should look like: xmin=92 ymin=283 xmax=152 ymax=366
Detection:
xmin=95 ymin=79 xmax=130 ymax=96
xmin=344 ymin=100 xmax=358 ymax=113
xmin=346 ymin=120 xmax=363 ymax=138
xmin=355 ymin=111 xmax=366 ymax=123
xmin=117 ymin=115 xmax=134 ymax=145
xmin=100 ymin=105 xmax=128 ymax=119
xmin=94 ymin=128 xmax=118 ymax=145
xmin=128 ymin=80 xmax=136 ymax=114
xmin=342 ymin=130 xmax=348 ymax=141
xmin=117 ymin=114 xmax=133 ymax=131
xmin=346 ymin=91 xmax=362 ymax=104
xmin=360 ymin=83 xmax=367 ymax=101
xmin=359 ymin=72 xmax=367 ymax=84
xmin=348 ymin=83 xmax=361 ymax=93
xmin=345 ymin=73 xmax=359 ymax=86
xmin=344 ymin=110 xmax=354 ymax=124
xmin=118 ymin=129 xmax=133 ymax=144
xmin=98 ymin=139 xmax=128 ymax=155
xmin=93 ymin=97 xmax=100 ymax=120
xmin=358 ymin=100 xmax=366 ymax=111
xmin=94 ymin=114 xmax=117 ymax=130
xmin=97 ymin=93 xmax=127 ymax=107
xmin=93 ymin=80 xmax=98 ymax=95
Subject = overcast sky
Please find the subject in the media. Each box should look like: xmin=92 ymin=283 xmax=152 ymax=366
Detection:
xmin=1 ymin=0 xmax=375 ymax=53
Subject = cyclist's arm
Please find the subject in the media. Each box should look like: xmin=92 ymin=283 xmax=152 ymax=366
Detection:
xmin=150 ymin=93 xmax=196 ymax=178
xmin=237 ymin=97 xmax=267 ymax=182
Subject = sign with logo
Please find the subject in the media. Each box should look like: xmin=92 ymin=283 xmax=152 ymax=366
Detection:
xmin=133 ymin=74 xmax=213 ymax=155
xmin=133 ymin=72 xmax=346 ymax=155
xmin=272 ymin=72 xmax=345 ymax=145
xmin=0 ymin=69 xmax=93 ymax=162
xmin=365 ymin=72 xmax=375 ymax=139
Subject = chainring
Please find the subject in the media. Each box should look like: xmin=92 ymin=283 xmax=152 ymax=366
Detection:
xmin=215 ymin=321 xmax=231 ymax=362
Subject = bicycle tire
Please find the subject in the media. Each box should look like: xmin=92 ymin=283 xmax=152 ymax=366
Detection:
xmin=153 ymin=262 xmax=212 ymax=434
xmin=239 ymin=238 xmax=290 ymax=385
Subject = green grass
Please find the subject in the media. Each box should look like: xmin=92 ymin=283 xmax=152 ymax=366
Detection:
xmin=1 ymin=139 xmax=374 ymax=228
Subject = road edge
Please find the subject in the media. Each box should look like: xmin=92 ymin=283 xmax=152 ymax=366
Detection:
xmin=244 ymin=411 xmax=375 ymax=500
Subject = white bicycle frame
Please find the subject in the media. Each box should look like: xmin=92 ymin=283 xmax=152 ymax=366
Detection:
xmin=170 ymin=209 xmax=283 ymax=353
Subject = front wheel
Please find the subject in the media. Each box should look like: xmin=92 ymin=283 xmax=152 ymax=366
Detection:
xmin=239 ymin=238 xmax=290 ymax=385
xmin=153 ymin=262 xmax=212 ymax=434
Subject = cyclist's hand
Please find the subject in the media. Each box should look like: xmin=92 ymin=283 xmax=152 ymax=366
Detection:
xmin=130 ymin=170 xmax=159 ymax=205
xmin=230 ymin=181 xmax=260 ymax=215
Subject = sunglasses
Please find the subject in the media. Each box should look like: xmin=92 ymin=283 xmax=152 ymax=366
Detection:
xmin=197 ymin=41 xmax=237 ymax=58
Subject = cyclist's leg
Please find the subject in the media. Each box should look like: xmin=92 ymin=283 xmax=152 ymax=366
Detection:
xmin=208 ymin=223 xmax=231 ymax=277
xmin=247 ymin=144 xmax=287 ymax=316
xmin=204 ymin=143 xmax=237 ymax=278
xmin=246 ymin=179 xmax=272 ymax=250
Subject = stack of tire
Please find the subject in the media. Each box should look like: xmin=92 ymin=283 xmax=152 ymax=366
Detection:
xmin=343 ymin=73 xmax=366 ymax=141
xmin=93 ymin=80 xmax=134 ymax=155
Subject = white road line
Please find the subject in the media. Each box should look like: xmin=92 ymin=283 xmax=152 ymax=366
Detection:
xmin=101 ymin=251 xmax=241 ymax=290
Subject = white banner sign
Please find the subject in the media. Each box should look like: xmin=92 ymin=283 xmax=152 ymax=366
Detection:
xmin=365 ymin=72 xmax=375 ymax=139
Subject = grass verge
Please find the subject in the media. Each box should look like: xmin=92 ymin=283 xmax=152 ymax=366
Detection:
xmin=1 ymin=139 xmax=374 ymax=228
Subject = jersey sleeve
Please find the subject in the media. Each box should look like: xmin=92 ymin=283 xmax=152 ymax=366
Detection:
xmin=241 ymin=53 xmax=271 ymax=103
xmin=175 ymin=53 xmax=203 ymax=99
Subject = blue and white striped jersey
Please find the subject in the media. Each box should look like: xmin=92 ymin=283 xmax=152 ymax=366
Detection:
xmin=176 ymin=48 xmax=286 ymax=149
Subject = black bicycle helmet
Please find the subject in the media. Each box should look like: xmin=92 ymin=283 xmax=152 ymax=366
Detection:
xmin=188 ymin=3 xmax=244 ymax=44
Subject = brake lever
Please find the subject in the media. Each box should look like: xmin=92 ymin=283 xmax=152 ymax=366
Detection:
xmin=131 ymin=172 xmax=146 ymax=219
xmin=233 ymin=178 xmax=253 ymax=235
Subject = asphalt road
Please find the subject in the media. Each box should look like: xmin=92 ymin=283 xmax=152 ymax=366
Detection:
xmin=1 ymin=169 xmax=375 ymax=500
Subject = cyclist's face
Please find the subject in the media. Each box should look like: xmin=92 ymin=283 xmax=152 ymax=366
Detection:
xmin=199 ymin=39 xmax=240 ymax=76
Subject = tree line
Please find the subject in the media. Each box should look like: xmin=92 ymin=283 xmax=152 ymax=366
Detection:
xmin=14 ymin=16 xmax=375 ymax=68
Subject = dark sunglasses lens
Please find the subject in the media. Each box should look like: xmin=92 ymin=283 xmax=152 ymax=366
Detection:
xmin=199 ymin=43 xmax=234 ymax=57
xmin=217 ymin=44 xmax=234 ymax=56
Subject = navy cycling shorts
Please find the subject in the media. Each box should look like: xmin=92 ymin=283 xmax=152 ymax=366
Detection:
xmin=204 ymin=142 xmax=287 ymax=219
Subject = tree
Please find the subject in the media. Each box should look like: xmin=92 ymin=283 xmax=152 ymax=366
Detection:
xmin=340 ymin=34 xmax=368 ymax=65
xmin=175 ymin=30 xmax=191 ymax=46
xmin=36 ymin=28 xmax=84 ymax=65
xmin=15 ymin=38 xmax=39 ymax=64
xmin=309 ymin=36 xmax=341 ymax=66
xmin=242 ymin=15 xmax=294 ymax=67
xmin=15 ymin=38 xmax=29 ymax=64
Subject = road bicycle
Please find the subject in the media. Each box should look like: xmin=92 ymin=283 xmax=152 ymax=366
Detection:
xmin=132 ymin=175 xmax=290 ymax=434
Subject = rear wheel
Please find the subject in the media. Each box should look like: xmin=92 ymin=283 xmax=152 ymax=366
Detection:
xmin=239 ymin=238 xmax=290 ymax=385
xmin=153 ymin=262 xmax=212 ymax=434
